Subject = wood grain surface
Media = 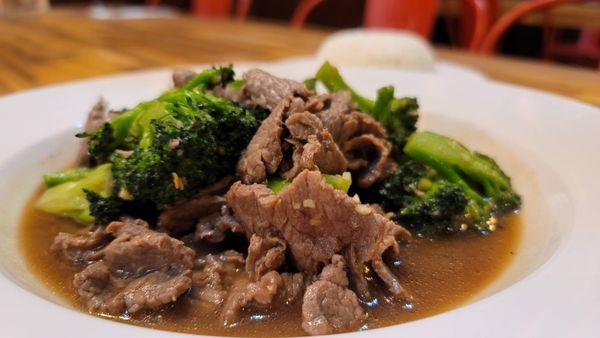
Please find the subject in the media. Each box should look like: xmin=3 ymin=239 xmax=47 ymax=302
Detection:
xmin=0 ymin=8 xmax=598 ymax=106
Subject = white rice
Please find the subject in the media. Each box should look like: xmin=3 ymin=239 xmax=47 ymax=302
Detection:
xmin=316 ymin=29 xmax=435 ymax=69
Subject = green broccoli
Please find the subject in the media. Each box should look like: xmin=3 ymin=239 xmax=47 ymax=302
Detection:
xmin=315 ymin=61 xmax=374 ymax=112
xmin=372 ymin=160 xmax=467 ymax=234
xmin=43 ymin=167 xmax=93 ymax=187
xmin=84 ymin=191 xmax=123 ymax=226
xmin=267 ymin=172 xmax=352 ymax=194
xmin=36 ymin=164 xmax=113 ymax=223
xmin=40 ymin=66 xmax=267 ymax=224
xmin=314 ymin=61 xmax=418 ymax=150
xmin=78 ymin=67 xmax=267 ymax=210
xmin=107 ymin=93 xmax=259 ymax=208
xmin=403 ymin=131 xmax=521 ymax=232
xmin=371 ymin=131 xmax=521 ymax=234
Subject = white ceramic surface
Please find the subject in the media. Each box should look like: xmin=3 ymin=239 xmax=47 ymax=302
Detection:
xmin=0 ymin=58 xmax=598 ymax=338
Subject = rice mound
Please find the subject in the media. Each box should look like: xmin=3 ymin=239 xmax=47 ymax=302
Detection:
xmin=316 ymin=29 xmax=435 ymax=69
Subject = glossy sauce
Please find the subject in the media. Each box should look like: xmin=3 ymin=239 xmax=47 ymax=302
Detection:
xmin=20 ymin=187 xmax=520 ymax=337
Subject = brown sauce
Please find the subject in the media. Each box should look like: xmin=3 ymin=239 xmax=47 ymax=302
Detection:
xmin=20 ymin=187 xmax=520 ymax=337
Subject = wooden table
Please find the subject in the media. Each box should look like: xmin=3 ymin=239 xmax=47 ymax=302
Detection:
xmin=0 ymin=8 xmax=599 ymax=106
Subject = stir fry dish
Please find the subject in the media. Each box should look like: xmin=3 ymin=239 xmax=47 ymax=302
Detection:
xmin=24 ymin=63 xmax=521 ymax=336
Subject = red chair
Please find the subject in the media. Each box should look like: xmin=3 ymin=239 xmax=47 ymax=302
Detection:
xmin=147 ymin=0 xmax=252 ymax=20
xmin=291 ymin=0 xmax=440 ymax=38
xmin=459 ymin=0 xmax=495 ymax=51
xmin=479 ymin=0 xmax=587 ymax=54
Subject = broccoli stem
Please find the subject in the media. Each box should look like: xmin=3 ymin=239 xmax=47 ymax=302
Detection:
xmin=303 ymin=77 xmax=317 ymax=91
xmin=267 ymin=172 xmax=352 ymax=194
xmin=404 ymin=131 xmax=518 ymax=225
xmin=43 ymin=167 xmax=93 ymax=188
xmin=314 ymin=62 xmax=419 ymax=152
xmin=315 ymin=61 xmax=374 ymax=112
xmin=372 ymin=86 xmax=394 ymax=124
xmin=36 ymin=164 xmax=113 ymax=224
xmin=266 ymin=177 xmax=290 ymax=194
xmin=322 ymin=172 xmax=352 ymax=192
xmin=404 ymin=131 xmax=510 ymax=192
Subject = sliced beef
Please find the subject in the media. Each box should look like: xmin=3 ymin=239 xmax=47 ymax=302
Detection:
xmin=220 ymin=270 xmax=305 ymax=327
xmin=73 ymin=219 xmax=195 ymax=314
xmin=344 ymin=134 xmax=397 ymax=188
xmin=158 ymin=176 xmax=234 ymax=235
xmin=221 ymin=270 xmax=282 ymax=326
xmin=242 ymin=69 xmax=311 ymax=110
xmin=235 ymin=70 xmax=394 ymax=187
xmin=302 ymin=255 xmax=366 ymax=335
xmin=281 ymin=112 xmax=347 ymax=179
xmin=172 ymin=69 xmax=197 ymax=87
xmin=236 ymin=99 xmax=287 ymax=184
xmin=77 ymin=99 xmax=108 ymax=165
xmin=51 ymin=227 xmax=110 ymax=265
xmin=238 ymin=96 xmax=349 ymax=184
xmin=312 ymin=92 xmax=355 ymax=144
xmin=279 ymin=272 xmax=305 ymax=304
xmin=246 ymin=234 xmax=286 ymax=281
xmin=194 ymin=205 xmax=243 ymax=243
xmin=227 ymin=169 xmax=412 ymax=300
xmin=191 ymin=250 xmax=245 ymax=305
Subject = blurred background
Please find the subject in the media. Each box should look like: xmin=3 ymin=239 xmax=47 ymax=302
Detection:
xmin=1 ymin=0 xmax=599 ymax=70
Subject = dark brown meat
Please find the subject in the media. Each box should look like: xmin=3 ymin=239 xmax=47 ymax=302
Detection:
xmin=281 ymin=112 xmax=347 ymax=179
xmin=221 ymin=270 xmax=283 ymax=327
xmin=227 ymin=169 xmax=412 ymax=300
xmin=235 ymin=70 xmax=394 ymax=187
xmin=72 ymin=219 xmax=195 ymax=314
xmin=344 ymin=134 xmax=397 ymax=188
xmin=236 ymin=98 xmax=287 ymax=184
xmin=238 ymin=95 xmax=350 ymax=184
xmin=194 ymin=205 xmax=243 ymax=243
xmin=279 ymin=272 xmax=305 ymax=304
xmin=158 ymin=176 xmax=234 ymax=235
xmin=301 ymin=255 xmax=366 ymax=335
xmin=191 ymin=250 xmax=245 ymax=305
xmin=172 ymin=69 xmax=197 ymax=87
xmin=246 ymin=234 xmax=286 ymax=281
xmin=51 ymin=227 xmax=110 ymax=265
xmin=242 ymin=69 xmax=311 ymax=110
xmin=312 ymin=92 xmax=354 ymax=144
xmin=219 ymin=270 xmax=305 ymax=327
xmin=77 ymin=99 xmax=108 ymax=165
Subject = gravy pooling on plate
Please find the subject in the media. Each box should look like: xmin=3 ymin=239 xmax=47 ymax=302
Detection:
xmin=23 ymin=63 xmax=522 ymax=336
xmin=20 ymin=191 xmax=520 ymax=336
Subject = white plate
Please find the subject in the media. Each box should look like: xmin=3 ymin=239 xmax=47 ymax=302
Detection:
xmin=0 ymin=58 xmax=599 ymax=338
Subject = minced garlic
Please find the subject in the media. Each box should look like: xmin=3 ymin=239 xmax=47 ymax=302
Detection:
xmin=355 ymin=204 xmax=372 ymax=215
xmin=302 ymin=199 xmax=316 ymax=208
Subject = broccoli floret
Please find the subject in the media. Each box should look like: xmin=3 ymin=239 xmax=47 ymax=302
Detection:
xmin=399 ymin=183 xmax=469 ymax=234
xmin=404 ymin=131 xmax=521 ymax=231
xmin=36 ymin=164 xmax=113 ymax=223
xmin=109 ymin=91 xmax=262 ymax=208
xmin=52 ymin=65 xmax=267 ymax=223
xmin=77 ymin=66 xmax=239 ymax=164
xmin=99 ymin=84 xmax=266 ymax=209
xmin=372 ymin=160 xmax=468 ymax=234
xmin=84 ymin=190 xmax=159 ymax=226
xmin=375 ymin=160 xmax=432 ymax=210
xmin=314 ymin=62 xmax=418 ymax=150
xmin=84 ymin=190 xmax=123 ymax=225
